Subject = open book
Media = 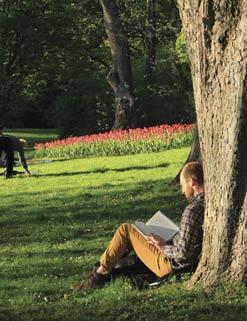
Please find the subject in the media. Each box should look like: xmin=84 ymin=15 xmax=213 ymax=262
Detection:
xmin=132 ymin=210 xmax=179 ymax=241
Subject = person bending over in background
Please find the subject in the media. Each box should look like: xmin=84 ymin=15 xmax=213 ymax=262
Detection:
xmin=71 ymin=161 xmax=205 ymax=290
xmin=0 ymin=125 xmax=30 ymax=175
xmin=0 ymin=136 xmax=14 ymax=179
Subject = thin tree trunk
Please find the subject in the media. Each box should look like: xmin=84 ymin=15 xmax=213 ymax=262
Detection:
xmin=99 ymin=0 xmax=136 ymax=129
xmin=177 ymin=0 xmax=247 ymax=287
xmin=144 ymin=0 xmax=156 ymax=112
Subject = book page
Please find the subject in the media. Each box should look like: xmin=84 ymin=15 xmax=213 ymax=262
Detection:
xmin=147 ymin=225 xmax=178 ymax=240
xmin=146 ymin=211 xmax=179 ymax=231
xmin=132 ymin=222 xmax=152 ymax=239
xmin=133 ymin=210 xmax=179 ymax=241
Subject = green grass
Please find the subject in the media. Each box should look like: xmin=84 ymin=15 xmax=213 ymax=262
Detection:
xmin=0 ymin=139 xmax=246 ymax=321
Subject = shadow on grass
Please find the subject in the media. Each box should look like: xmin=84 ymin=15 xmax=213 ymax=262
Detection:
xmin=0 ymin=176 xmax=184 ymax=313
xmin=63 ymin=300 xmax=247 ymax=321
xmin=0 ymin=292 xmax=246 ymax=321
xmin=29 ymin=162 xmax=169 ymax=178
xmin=0 ymin=177 xmax=184 ymax=230
xmin=0 ymin=310 xmax=16 ymax=321
xmin=1 ymin=175 xmax=246 ymax=321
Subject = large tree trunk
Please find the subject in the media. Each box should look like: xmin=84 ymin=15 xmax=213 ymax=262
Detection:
xmin=177 ymin=1 xmax=247 ymax=287
xmin=173 ymin=127 xmax=201 ymax=184
xmin=99 ymin=0 xmax=136 ymax=129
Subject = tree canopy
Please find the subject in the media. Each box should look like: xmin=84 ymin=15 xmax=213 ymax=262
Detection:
xmin=0 ymin=0 xmax=195 ymax=136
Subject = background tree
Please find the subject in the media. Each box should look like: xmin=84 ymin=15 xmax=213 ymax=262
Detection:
xmin=144 ymin=0 xmax=157 ymax=114
xmin=0 ymin=1 xmax=48 ymax=123
xmin=0 ymin=0 xmax=196 ymax=136
xmin=0 ymin=0 xmax=113 ymax=134
xmin=99 ymin=0 xmax=135 ymax=129
xmin=177 ymin=0 xmax=247 ymax=287
xmin=116 ymin=0 xmax=194 ymax=125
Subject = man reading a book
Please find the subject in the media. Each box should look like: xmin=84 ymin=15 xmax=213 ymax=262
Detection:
xmin=72 ymin=161 xmax=204 ymax=289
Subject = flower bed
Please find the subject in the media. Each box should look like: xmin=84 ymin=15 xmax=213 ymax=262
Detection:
xmin=35 ymin=124 xmax=195 ymax=159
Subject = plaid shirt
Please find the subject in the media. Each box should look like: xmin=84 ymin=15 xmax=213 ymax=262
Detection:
xmin=162 ymin=192 xmax=205 ymax=270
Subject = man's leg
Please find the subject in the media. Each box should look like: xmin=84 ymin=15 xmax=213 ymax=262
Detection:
xmin=100 ymin=223 xmax=172 ymax=277
xmin=71 ymin=223 xmax=172 ymax=290
xmin=5 ymin=148 xmax=14 ymax=178
xmin=0 ymin=137 xmax=14 ymax=178
xmin=0 ymin=150 xmax=6 ymax=167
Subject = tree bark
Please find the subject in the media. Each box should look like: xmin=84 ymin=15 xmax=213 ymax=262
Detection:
xmin=177 ymin=0 xmax=247 ymax=287
xmin=99 ymin=0 xmax=136 ymax=129
xmin=173 ymin=127 xmax=201 ymax=184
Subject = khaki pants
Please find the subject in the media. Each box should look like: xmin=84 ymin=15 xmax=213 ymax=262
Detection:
xmin=100 ymin=223 xmax=172 ymax=278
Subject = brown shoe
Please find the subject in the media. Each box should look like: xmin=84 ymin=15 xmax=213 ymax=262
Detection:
xmin=71 ymin=270 xmax=111 ymax=290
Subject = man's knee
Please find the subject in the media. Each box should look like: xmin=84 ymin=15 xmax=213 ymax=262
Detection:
xmin=118 ymin=223 xmax=131 ymax=234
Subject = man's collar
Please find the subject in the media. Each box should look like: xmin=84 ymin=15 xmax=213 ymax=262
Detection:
xmin=190 ymin=192 xmax=204 ymax=203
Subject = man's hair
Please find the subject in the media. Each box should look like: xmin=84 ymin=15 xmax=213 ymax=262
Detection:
xmin=181 ymin=162 xmax=204 ymax=185
xmin=20 ymin=138 xmax=27 ymax=147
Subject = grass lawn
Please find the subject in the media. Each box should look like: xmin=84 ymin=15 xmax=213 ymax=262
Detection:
xmin=0 ymin=143 xmax=246 ymax=321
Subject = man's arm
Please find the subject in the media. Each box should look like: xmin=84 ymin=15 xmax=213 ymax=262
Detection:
xmin=17 ymin=147 xmax=30 ymax=173
xmin=161 ymin=201 xmax=203 ymax=261
xmin=147 ymin=234 xmax=167 ymax=251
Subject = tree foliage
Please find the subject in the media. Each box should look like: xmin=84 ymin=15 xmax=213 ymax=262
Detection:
xmin=0 ymin=0 xmax=194 ymax=136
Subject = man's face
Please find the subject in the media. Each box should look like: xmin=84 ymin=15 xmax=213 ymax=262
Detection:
xmin=180 ymin=174 xmax=194 ymax=200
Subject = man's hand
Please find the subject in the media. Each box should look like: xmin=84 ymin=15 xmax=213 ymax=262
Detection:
xmin=148 ymin=234 xmax=166 ymax=252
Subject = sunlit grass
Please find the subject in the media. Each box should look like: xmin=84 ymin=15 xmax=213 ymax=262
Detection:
xmin=0 ymin=142 xmax=246 ymax=321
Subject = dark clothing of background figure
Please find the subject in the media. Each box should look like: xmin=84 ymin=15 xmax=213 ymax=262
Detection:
xmin=3 ymin=135 xmax=30 ymax=174
xmin=0 ymin=136 xmax=14 ymax=178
